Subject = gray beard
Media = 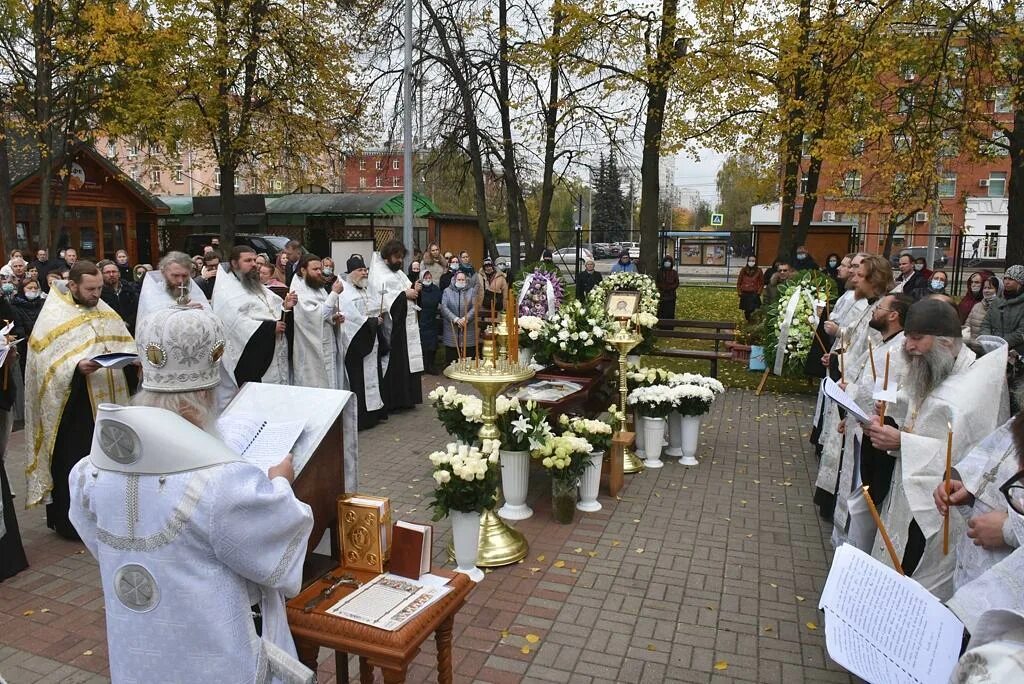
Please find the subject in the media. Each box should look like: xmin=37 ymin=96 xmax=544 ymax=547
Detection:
xmin=902 ymin=346 xmax=956 ymax=400
xmin=234 ymin=267 xmax=263 ymax=295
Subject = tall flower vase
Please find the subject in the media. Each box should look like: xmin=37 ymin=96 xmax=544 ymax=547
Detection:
xmin=678 ymin=414 xmax=702 ymax=466
xmin=665 ymin=413 xmax=683 ymax=458
xmin=551 ymin=477 xmax=577 ymax=524
xmin=577 ymin=451 xmax=604 ymax=512
xmin=520 ymin=347 xmax=534 ymax=367
xmin=633 ymin=411 xmax=646 ymax=458
xmin=641 ymin=416 xmax=666 ymax=469
xmin=450 ymin=511 xmax=484 ymax=582
xmin=497 ymin=450 xmax=533 ymax=520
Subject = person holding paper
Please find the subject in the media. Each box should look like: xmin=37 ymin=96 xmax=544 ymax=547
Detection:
xmin=370 ymin=240 xmax=424 ymax=410
xmin=864 ymin=299 xmax=1009 ymax=598
xmin=290 ymin=254 xmax=345 ymax=390
xmin=213 ymin=246 xmax=293 ymax=411
xmin=69 ymin=304 xmax=314 ymax=684
xmin=338 ymin=255 xmax=386 ymax=430
xmin=815 ymin=254 xmax=886 ymax=523
xmin=834 ymin=293 xmax=911 ymax=552
xmin=24 ymin=261 xmax=137 ymax=539
xmin=136 ymin=251 xmax=211 ymax=320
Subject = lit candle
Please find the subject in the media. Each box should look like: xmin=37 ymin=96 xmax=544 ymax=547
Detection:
xmin=868 ymin=340 xmax=877 ymax=380
xmin=944 ymin=422 xmax=953 ymax=555
xmin=862 ymin=486 xmax=904 ymax=575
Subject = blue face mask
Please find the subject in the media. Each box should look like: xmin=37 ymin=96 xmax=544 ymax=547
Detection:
xmin=1 ymin=283 xmax=14 ymax=295
xmin=930 ymin=279 xmax=945 ymax=291
xmin=450 ymin=263 xmax=459 ymax=271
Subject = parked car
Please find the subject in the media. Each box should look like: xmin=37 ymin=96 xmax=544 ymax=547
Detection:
xmin=889 ymin=246 xmax=948 ymax=269
xmin=592 ymin=243 xmax=614 ymax=259
xmin=494 ymin=242 xmax=526 ymax=270
xmin=183 ymin=233 xmax=298 ymax=259
xmin=551 ymin=247 xmax=594 ymax=265
xmin=619 ymin=241 xmax=640 ymax=259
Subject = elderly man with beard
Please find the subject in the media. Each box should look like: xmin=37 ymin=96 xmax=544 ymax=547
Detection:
xmin=137 ymin=251 xmax=210 ymax=319
xmin=338 ymin=255 xmax=386 ymax=429
xmin=212 ymin=246 xmax=293 ymax=411
xmin=864 ymin=299 xmax=1009 ymax=599
xmin=290 ymin=254 xmax=345 ymax=389
xmin=69 ymin=305 xmax=314 ymax=684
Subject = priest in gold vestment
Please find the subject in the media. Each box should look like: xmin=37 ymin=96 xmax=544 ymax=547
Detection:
xmin=24 ymin=261 xmax=136 ymax=539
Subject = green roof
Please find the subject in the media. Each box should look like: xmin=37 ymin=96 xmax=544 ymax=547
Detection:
xmin=158 ymin=196 xmax=194 ymax=215
xmin=266 ymin=192 xmax=439 ymax=217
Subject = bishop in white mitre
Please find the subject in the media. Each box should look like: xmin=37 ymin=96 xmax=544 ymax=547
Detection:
xmin=213 ymin=246 xmax=292 ymax=411
xmin=69 ymin=305 xmax=314 ymax=684
xmin=338 ymin=254 xmax=385 ymax=430
xmin=136 ymin=251 xmax=210 ymax=319
xmin=369 ymin=241 xmax=423 ymax=410
xmin=289 ymin=254 xmax=345 ymax=389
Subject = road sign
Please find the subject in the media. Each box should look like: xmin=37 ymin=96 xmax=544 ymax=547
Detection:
xmin=711 ymin=213 xmax=724 ymax=226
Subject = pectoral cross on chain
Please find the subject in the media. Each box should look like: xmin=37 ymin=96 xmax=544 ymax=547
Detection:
xmin=176 ymin=282 xmax=190 ymax=306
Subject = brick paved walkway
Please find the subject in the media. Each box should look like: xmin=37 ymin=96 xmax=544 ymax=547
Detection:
xmin=0 ymin=382 xmax=854 ymax=683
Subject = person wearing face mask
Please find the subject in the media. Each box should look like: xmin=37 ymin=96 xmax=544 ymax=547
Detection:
xmin=967 ymin=276 xmax=1001 ymax=339
xmin=736 ymin=256 xmax=764 ymax=322
xmin=822 ymin=252 xmax=841 ymax=288
xmin=655 ymin=255 xmax=679 ymax=321
xmin=440 ymin=256 xmax=460 ymax=291
xmin=958 ymin=271 xmax=994 ymax=325
xmin=982 ymin=265 xmax=1024 ymax=411
xmin=417 ymin=271 xmax=443 ymax=374
xmin=480 ymin=258 xmax=507 ymax=313
xmin=577 ymin=258 xmax=603 ymax=303
xmin=918 ymin=269 xmax=949 ymax=300
xmin=0 ymin=279 xmax=16 ymax=301
xmin=408 ymin=260 xmax=421 ymax=283
xmin=440 ymin=270 xmax=477 ymax=363
xmin=321 ymin=256 xmax=338 ymax=288
xmin=611 ymin=253 xmax=637 ymax=273
xmin=793 ymin=245 xmax=818 ymax=271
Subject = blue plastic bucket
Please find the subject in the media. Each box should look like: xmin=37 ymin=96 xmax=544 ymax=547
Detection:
xmin=749 ymin=345 xmax=766 ymax=371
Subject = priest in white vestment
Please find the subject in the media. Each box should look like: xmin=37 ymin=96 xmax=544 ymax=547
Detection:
xmin=213 ymin=246 xmax=292 ymax=411
xmin=369 ymin=240 xmax=423 ymax=410
xmin=864 ymin=299 xmax=1009 ymax=599
xmin=136 ymin=251 xmax=210 ymax=319
xmin=337 ymin=255 xmax=385 ymax=429
xmin=69 ymin=305 xmax=314 ymax=684
xmin=289 ymin=254 xmax=345 ymax=389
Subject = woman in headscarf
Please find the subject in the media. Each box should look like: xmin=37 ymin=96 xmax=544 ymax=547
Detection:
xmin=440 ymin=270 xmax=477 ymax=363
xmin=417 ymin=269 xmax=443 ymax=373
xmin=736 ymin=255 xmax=764 ymax=322
xmin=967 ymin=275 xmax=1001 ymax=339
xmin=655 ymin=254 xmax=680 ymax=321
xmin=958 ymin=270 xmax=994 ymax=324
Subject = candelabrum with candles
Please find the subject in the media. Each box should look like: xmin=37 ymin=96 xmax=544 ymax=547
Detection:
xmin=606 ymin=318 xmax=645 ymax=474
xmin=442 ymin=298 xmax=536 ymax=566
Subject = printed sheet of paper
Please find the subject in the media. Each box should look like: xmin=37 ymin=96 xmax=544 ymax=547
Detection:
xmin=823 ymin=377 xmax=872 ymax=424
xmin=819 ymin=545 xmax=963 ymax=684
xmin=216 ymin=414 xmax=306 ymax=472
xmin=325 ymin=573 xmax=451 ymax=631
xmin=513 ymin=380 xmax=583 ymax=402
xmin=91 ymin=352 xmax=140 ymax=369
xmin=872 ymin=378 xmax=899 ymax=403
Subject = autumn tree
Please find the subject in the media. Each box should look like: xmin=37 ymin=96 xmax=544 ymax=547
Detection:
xmin=715 ymin=154 xmax=776 ymax=248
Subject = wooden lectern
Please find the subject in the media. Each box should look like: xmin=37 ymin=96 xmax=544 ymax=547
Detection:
xmin=223 ymin=383 xmax=356 ymax=583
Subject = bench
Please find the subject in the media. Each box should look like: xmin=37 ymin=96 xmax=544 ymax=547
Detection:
xmin=648 ymin=319 xmax=738 ymax=378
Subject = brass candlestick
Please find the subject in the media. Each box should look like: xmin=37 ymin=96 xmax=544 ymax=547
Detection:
xmin=607 ymin=320 xmax=644 ymax=474
xmin=444 ymin=358 xmax=535 ymax=566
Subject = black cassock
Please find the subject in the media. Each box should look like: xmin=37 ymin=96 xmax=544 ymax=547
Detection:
xmin=345 ymin=318 xmax=385 ymax=430
xmin=1 ymin=351 xmax=28 ymax=581
xmin=233 ymin=321 xmax=278 ymax=386
xmin=382 ymin=294 xmax=422 ymax=411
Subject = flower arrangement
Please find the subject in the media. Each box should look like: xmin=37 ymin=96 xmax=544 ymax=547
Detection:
xmin=586 ymin=272 xmax=659 ymax=321
xmin=533 ymin=299 xmax=609 ymax=363
xmin=516 ymin=268 xmax=564 ymax=319
xmin=625 ymin=363 xmax=679 ymax=391
xmin=558 ymin=415 xmax=613 ymax=452
xmin=671 ymin=383 xmax=717 ymax=416
xmin=531 ymin=431 xmax=594 ymax=482
xmin=606 ymin=403 xmax=626 ymax=431
xmin=627 ymin=384 xmax=677 ymax=418
xmin=517 ymin=315 xmax=545 ymax=349
xmin=495 ymin=396 xmax=553 ymax=451
xmin=427 ymin=440 xmax=501 ymax=520
xmin=763 ymin=270 xmax=836 ymax=376
xmin=631 ymin=312 xmax=659 ymax=329
xmin=427 ymin=385 xmax=482 ymax=444
xmin=668 ymin=372 xmax=725 ymax=396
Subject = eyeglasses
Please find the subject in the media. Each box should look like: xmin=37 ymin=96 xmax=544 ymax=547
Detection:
xmin=999 ymin=469 xmax=1024 ymax=516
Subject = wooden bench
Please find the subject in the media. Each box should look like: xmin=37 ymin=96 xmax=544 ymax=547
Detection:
xmin=648 ymin=319 xmax=737 ymax=378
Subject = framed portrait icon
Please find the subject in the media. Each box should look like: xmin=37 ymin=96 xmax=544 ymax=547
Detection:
xmin=606 ymin=290 xmax=641 ymax=319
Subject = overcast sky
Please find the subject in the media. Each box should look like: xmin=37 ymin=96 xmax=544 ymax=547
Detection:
xmin=669 ymin=149 xmax=729 ymax=208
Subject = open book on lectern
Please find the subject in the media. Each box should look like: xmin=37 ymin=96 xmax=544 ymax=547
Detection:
xmin=220 ymin=383 xmax=352 ymax=477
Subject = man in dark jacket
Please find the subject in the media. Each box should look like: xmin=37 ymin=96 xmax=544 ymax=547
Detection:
xmin=576 ymin=258 xmax=603 ymax=304
xmin=97 ymin=259 xmax=139 ymax=334
xmin=656 ymin=255 xmax=680 ymax=321
xmin=794 ymin=245 xmax=819 ymax=271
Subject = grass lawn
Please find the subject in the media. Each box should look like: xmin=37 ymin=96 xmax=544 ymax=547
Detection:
xmin=638 ymin=285 xmax=818 ymax=395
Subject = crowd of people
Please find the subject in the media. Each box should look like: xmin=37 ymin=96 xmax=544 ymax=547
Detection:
xmin=786 ymin=246 xmax=1024 ymax=677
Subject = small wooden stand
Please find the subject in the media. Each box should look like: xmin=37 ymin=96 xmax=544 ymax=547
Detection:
xmin=603 ymin=431 xmax=631 ymax=498
xmin=755 ymin=368 xmax=771 ymax=396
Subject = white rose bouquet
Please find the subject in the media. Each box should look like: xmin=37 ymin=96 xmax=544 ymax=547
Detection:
xmin=531 ymin=431 xmax=594 ymax=482
xmin=558 ymin=414 xmax=613 ymax=452
xmin=667 ymin=372 xmax=725 ymax=395
xmin=428 ymin=384 xmax=482 ymax=444
xmin=534 ymin=299 xmax=610 ymax=363
xmin=627 ymin=384 xmax=677 ymax=418
xmin=625 ymin=363 xmax=679 ymax=391
xmin=427 ymin=439 xmax=501 ymax=520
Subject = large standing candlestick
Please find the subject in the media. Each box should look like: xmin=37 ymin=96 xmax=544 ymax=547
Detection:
xmin=607 ymin=319 xmax=644 ymax=474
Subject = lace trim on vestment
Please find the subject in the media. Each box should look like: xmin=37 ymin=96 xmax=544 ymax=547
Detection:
xmin=267 ymin=526 xmax=307 ymax=587
xmin=95 ymin=471 xmax=211 ymax=552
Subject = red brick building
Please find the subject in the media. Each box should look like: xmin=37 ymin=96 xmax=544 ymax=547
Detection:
xmin=341 ymin=150 xmax=405 ymax=193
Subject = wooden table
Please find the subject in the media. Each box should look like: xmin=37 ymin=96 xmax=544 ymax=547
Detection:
xmin=514 ymin=361 xmax=616 ymax=420
xmin=287 ymin=568 xmax=474 ymax=683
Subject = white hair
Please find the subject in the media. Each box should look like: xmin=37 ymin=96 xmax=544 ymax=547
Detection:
xmin=132 ymin=388 xmax=218 ymax=434
xmin=159 ymin=251 xmax=192 ymax=273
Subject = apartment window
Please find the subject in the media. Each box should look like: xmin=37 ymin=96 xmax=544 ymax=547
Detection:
xmin=358 ymin=158 xmax=366 ymax=170
xmin=392 ymin=159 xmax=400 ymax=170
xmin=375 ymin=159 xmax=383 ymax=170
xmin=985 ymin=130 xmax=1010 ymax=156
xmin=892 ymin=173 xmax=908 ymax=195
xmin=944 ymin=87 xmax=963 ymax=110
xmin=127 ymin=144 xmax=139 ymax=160
xmin=949 ymin=46 xmax=966 ymax=73
xmin=150 ymin=169 xmax=161 ymax=183
xmin=106 ymin=142 xmax=117 ymax=158
xmin=799 ymin=174 xmax=809 ymax=195
xmin=801 ymin=134 xmax=811 ymax=157
xmin=893 ymin=133 xmax=911 ymax=152
xmin=149 ymin=143 xmax=161 ymax=155
xmin=358 ymin=176 xmax=367 ymax=189
xmin=989 ymin=172 xmax=1007 ymax=198
xmin=897 ymin=89 xmax=913 ymax=114
xmin=938 ymin=173 xmax=957 ymax=198
xmin=851 ymin=138 xmax=865 ymax=156
xmin=129 ymin=167 xmax=139 ymax=182
xmin=392 ymin=176 xmax=400 ymax=188
xmin=272 ymin=178 xmax=283 ymax=192
xmin=174 ymin=166 xmax=184 ymax=184
xmin=899 ymin=63 xmax=916 ymax=81
xmin=994 ymin=88 xmax=1012 ymax=114
xmin=375 ymin=176 xmax=383 ymax=188
xmin=940 ymin=130 xmax=960 ymax=157
xmin=215 ymin=168 xmax=221 ymax=189
xmin=842 ymin=171 xmax=861 ymax=197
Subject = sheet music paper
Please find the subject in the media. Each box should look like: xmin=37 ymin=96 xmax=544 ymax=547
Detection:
xmin=819 ymin=545 xmax=964 ymax=684
xmin=823 ymin=377 xmax=873 ymax=423
xmin=216 ymin=414 xmax=306 ymax=472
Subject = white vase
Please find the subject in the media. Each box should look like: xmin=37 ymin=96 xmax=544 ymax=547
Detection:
xmin=641 ymin=416 xmax=666 ymax=468
xmin=497 ymin=450 xmax=533 ymax=520
xmin=679 ymin=414 xmax=701 ymax=466
xmin=520 ymin=347 xmax=534 ymax=366
xmin=633 ymin=410 xmax=646 ymax=458
xmin=450 ymin=510 xmax=484 ymax=582
xmin=577 ymin=451 xmax=604 ymax=512
xmin=665 ymin=412 xmax=683 ymax=457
